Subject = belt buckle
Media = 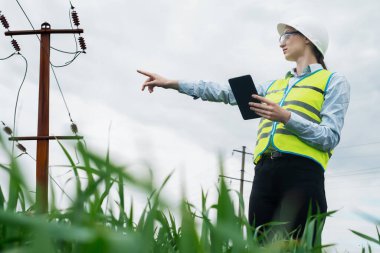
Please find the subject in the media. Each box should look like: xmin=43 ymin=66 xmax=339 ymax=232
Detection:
xmin=270 ymin=151 xmax=281 ymax=159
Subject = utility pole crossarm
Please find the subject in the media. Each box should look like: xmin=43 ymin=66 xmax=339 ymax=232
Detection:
xmin=5 ymin=23 xmax=83 ymax=36
xmin=233 ymin=149 xmax=254 ymax=156
xmin=5 ymin=28 xmax=83 ymax=36
xmin=9 ymin=136 xmax=83 ymax=141
xmin=219 ymin=175 xmax=253 ymax=184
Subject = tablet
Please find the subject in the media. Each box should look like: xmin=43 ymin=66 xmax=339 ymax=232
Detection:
xmin=228 ymin=75 xmax=261 ymax=120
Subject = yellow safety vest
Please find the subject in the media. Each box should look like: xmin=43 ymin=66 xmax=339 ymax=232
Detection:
xmin=253 ymin=69 xmax=335 ymax=170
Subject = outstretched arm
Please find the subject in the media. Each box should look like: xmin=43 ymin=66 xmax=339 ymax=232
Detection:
xmin=178 ymin=79 xmax=269 ymax=105
xmin=138 ymin=68 xmax=271 ymax=106
xmin=178 ymin=79 xmax=237 ymax=105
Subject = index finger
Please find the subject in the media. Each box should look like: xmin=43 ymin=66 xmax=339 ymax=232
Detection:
xmin=252 ymin=94 xmax=274 ymax=104
xmin=137 ymin=69 xmax=153 ymax=77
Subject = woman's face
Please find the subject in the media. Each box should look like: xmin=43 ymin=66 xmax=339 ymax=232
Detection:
xmin=279 ymin=26 xmax=309 ymax=61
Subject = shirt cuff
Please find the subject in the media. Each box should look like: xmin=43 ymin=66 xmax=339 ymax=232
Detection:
xmin=178 ymin=80 xmax=199 ymax=99
xmin=284 ymin=112 xmax=308 ymax=133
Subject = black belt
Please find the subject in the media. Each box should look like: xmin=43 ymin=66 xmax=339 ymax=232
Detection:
xmin=262 ymin=151 xmax=291 ymax=160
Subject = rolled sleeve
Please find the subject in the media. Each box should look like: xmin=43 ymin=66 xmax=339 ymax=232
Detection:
xmin=178 ymin=78 xmax=274 ymax=105
xmin=178 ymin=79 xmax=237 ymax=105
xmin=178 ymin=79 xmax=199 ymax=99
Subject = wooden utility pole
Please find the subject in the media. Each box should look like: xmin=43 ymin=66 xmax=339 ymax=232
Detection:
xmin=5 ymin=22 xmax=83 ymax=213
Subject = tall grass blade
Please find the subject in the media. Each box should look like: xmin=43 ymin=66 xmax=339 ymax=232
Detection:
xmin=351 ymin=229 xmax=380 ymax=245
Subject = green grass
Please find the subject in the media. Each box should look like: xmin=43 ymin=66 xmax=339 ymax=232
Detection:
xmin=0 ymin=132 xmax=378 ymax=253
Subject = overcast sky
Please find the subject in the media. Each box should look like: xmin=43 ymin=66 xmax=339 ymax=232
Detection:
xmin=1 ymin=0 xmax=380 ymax=251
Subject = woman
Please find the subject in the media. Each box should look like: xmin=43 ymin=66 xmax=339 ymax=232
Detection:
xmin=137 ymin=16 xmax=350 ymax=239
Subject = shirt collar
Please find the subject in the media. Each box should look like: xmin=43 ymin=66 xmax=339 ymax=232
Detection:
xmin=285 ymin=63 xmax=323 ymax=78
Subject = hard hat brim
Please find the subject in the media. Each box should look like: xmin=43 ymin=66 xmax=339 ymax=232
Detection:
xmin=277 ymin=23 xmax=289 ymax=35
xmin=276 ymin=17 xmax=329 ymax=56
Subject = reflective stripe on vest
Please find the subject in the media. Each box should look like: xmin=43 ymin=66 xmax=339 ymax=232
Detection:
xmin=253 ymin=69 xmax=335 ymax=170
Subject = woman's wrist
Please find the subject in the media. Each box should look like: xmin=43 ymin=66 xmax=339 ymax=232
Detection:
xmin=165 ymin=80 xmax=179 ymax=90
xmin=281 ymin=110 xmax=291 ymax=124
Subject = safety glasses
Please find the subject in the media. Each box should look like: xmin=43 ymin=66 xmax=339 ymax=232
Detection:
xmin=279 ymin=31 xmax=302 ymax=44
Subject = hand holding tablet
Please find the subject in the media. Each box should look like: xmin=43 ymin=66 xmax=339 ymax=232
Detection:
xmin=228 ymin=75 xmax=261 ymax=120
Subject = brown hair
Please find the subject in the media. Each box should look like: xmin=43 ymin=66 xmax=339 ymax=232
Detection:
xmin=296 ymin=29 xmax=328 ymax=70
xmin=287 ymin=27 xmax=328 ymax=70
xmin=311 ymin=44 xmax=327 ymax=70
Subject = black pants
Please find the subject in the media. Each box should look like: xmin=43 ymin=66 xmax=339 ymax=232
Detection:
xmin=248 ymin=154 xmax=327 ymax=238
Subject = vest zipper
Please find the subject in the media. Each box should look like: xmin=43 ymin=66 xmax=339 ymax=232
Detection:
xmin=268 ymin=84 xmax=290 ymax=144
xmin=267 ymin=69 xmax=323 ymax=147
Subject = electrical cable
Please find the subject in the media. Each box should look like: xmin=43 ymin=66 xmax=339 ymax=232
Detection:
xmin=50 ymin=51 xmax=82 ymax=68
xmin=325 ymin=168 xmax=380 ymax=179
xmin=14 ymin=144 xmax=75 ymax=202
xmin=5 ymin=2 xmax=82 ymax=203
xmin=49 ymin=7 xmax=83 ymax=68
xmin=14 ymin=0 xmax=37 ymax=34
xmin=1 ymin=52 xmax=76 ymax=206
xmin=11 ymin=53 xmax=28 ymax=155
xmin=331 ymin=153 xmax=379 ymax=159
xmin=15 ymin=0 xmax=79 ymax=55
xmin=50 ymin=64 xmax=74 ymax=123
xmin=2 ymin=3 xmax=85 ymax=210
xmin=3 ymin=140 xmax=75 ymax=203
xmin=327 ymin=166 xmax=380 ymax=178
xmin=0 ymin=52 xmax=17 ymax=60
xmin=50 ymin=7 xmax=81 ymax=56
xmin=14 ymin=0 xmax=84 ymax=63
xmin=49 ymin=4 xmax=84 ymax=56
xmin=49 ymin=172 xmax=74 ymax=202
xmin=327 ymin=182 xmax=380 ymax=190
xmin=13 ymin=0 xmax=84 ymax=126
xmin=51 ymin=47 xmax=80 ymax=55
xmin=335 ymin=141 xmax=380 ymax=150
xmin=219 ymin=175 xmax=253 ymax=184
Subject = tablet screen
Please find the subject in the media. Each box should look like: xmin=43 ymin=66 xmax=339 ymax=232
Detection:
xmin=228 ymin=75 xmax=261 ymax=120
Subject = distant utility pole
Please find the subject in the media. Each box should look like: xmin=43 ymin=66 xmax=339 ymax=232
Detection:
xmin=219 ymin=146 xmax=254 ymax=217
xmin=232 ymin=146 xmax=254 ymax=217
xmin=5 ymin=23 xmax=83 ymax=213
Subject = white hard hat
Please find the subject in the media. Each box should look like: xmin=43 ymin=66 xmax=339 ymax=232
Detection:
xmin=277 ymin=16 xmax=329 ymax=57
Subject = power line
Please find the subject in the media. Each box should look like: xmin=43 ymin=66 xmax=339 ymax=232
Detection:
xmin=219 ymin=175 xmax=253 ymax=184
xmin=223 ymin=155 xmax=380 ymax=186
xmin=50 ymin=64 xmax=74 ymax=123
xmin=50 ymin=51 xmax=82 ymax=68
xmin=49 ymin=7 xmax=83 ymax=67
xmin=0 ymin=145 xmax=75 ymax=203
xmin=335 ymin=141 xmax=380 ymax=150
xmin=15 ymin=0 xmax=80 ymax=55
xmin=12 ymin=0 xmax=85 ymax=125
xmin=331 ymin=153 xmax=379 ymax=159
xmin=327 ymin=166 xmax=380 ymax=178
xmin=11 ymin=53 xmax=28 ymax=155
xmin=327 ymin=165 xmax=380 ymax=175
xmin=21 ymin=152 xmax=74 ymax=202
xmin=49 ymin=168 xmax=74 ymax=202
xmin=14 ymin=0 xmax=36 ymax=32
xmin=327 ymin=182 xmax=380 ymax=190
xmin=0 ymin=52 xmax=17 ymax=60
xmin=3 ymin=2 xmax=86 ymax=211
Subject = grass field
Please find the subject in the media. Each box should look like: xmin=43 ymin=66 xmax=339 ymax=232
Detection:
xmin=0 ymin=132 xmax=378 ymax=253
